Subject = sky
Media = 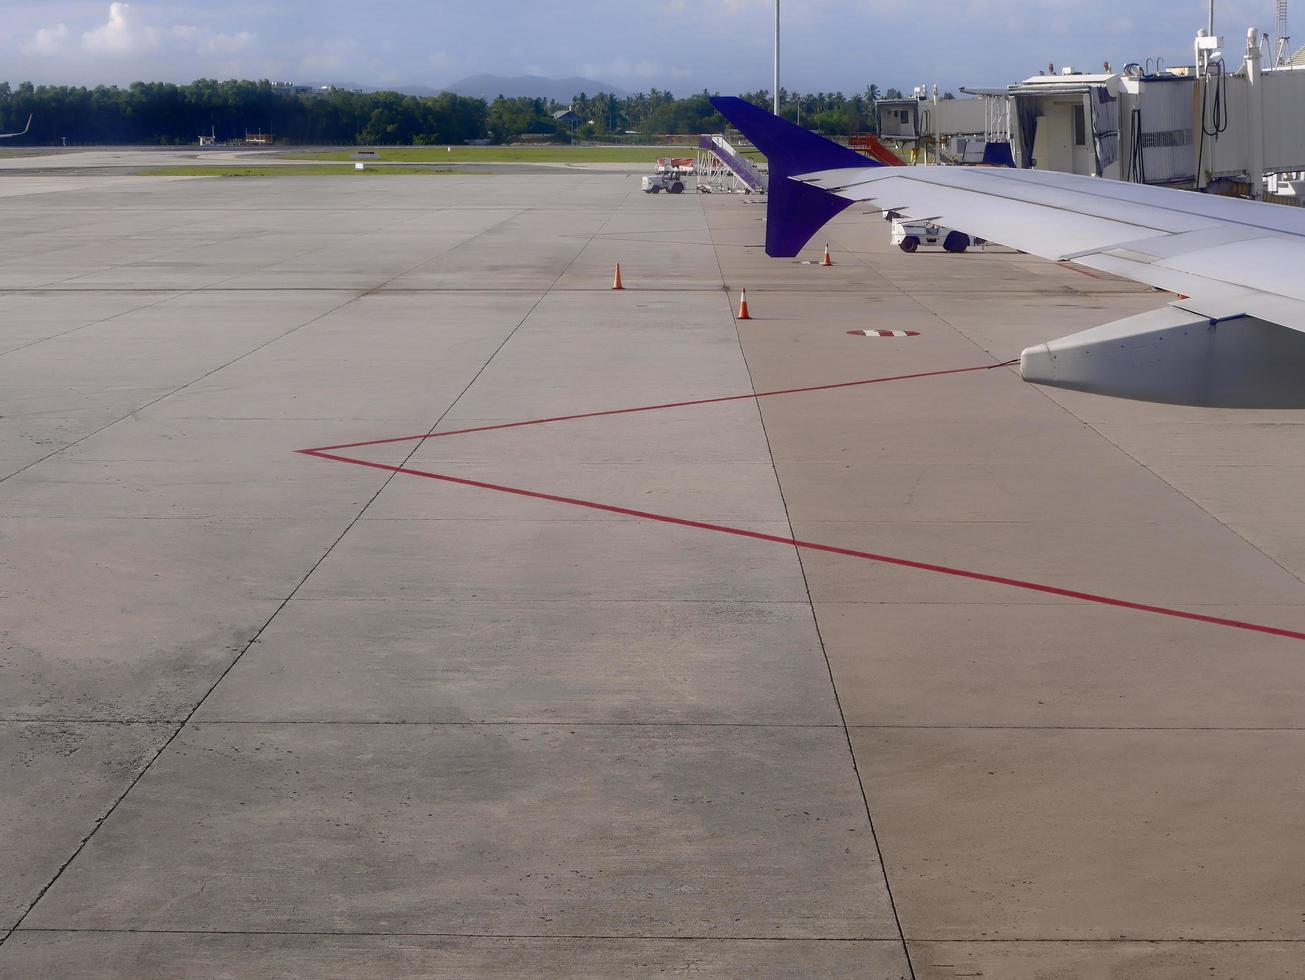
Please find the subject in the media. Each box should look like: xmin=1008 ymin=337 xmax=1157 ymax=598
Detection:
xmin=0 ymin=1 xmax=1289 ymax=95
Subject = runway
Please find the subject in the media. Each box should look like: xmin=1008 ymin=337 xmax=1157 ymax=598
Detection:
xmin=1 ymin=169 xmax=1302 ymax=978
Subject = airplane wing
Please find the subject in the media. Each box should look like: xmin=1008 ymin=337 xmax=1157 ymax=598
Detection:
xmin=711 ymin=95 xmax=1305 ymax=408
xmin=0 ymin=115 xmax=32 ymax=139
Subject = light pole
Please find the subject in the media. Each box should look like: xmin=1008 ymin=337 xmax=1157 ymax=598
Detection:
xmin=773 ymin=0 xmax=780 ymax=115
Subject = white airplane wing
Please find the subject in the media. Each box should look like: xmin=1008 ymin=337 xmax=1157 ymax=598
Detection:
xmin=712 ymin=96 xmax=1305 ymax=408
xmin=801 ymin=164 xmax=1305 ymax=331
xmin=0 ymin=115 xmax=32 ymax=139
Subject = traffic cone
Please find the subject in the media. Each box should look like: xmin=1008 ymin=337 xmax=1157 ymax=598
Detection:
xmin=612 ymin=263 xmax=624 ymax=290
xmin=822 ymin=243 xmax=833 ymax=267
xmin=737 ymin=288 xmax=751 ymax=320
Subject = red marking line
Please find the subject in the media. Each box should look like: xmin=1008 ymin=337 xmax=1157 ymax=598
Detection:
xmin=298 ymin=358 xmax=1305 ymax=644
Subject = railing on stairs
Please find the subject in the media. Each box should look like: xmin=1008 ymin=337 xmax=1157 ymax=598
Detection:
xmin=696 ymin=133 xmax=767 ymax=193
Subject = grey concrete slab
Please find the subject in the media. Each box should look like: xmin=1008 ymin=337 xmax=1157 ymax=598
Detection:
xmin=818 ymin=601 xmax=1305 ymax=728
xmin=909 ymin=941 xmax=1304 ymax=979
xmin=853 ymin=729 xmax=1305 ymax=941
xmin=2 ymin=593 xmax=283 ymax=721
xmin=0 ymin=444 xmax=400 ymax=520
xmin=297 ymin=517 xmax=807 ymax=602
xmin=26 ymin=723 xmax=899 ymax=939
xmin=8 ymin=165 xmax=1305 ymax=978
xmin=437 ymin=292 xmax=756 ymax=422
xmin=911 ymin=288 xmax=1168 ymax=358
xmin=1234 ymin=524 xmax=1305 ymax=581
xmin=0 ymin=417 xmax=121 ymax=467
xmin=757 ymin=415 xmax=1130 ymax=467
xmin=716 ymin=195 xmax=1305 ymax=974
xmin=790 ymin=518 xmax=1305 ymax=606
xmin=0 ymin=722 xmax=170 ymax=930
xmin=0 ymin=516 xmax=337 ymax=719
xmin=364 ymin=460 xmax=790 ymax=523
xmin=777 ymin=460 xmax=1204 ymax=524
xmin=735 ymin=352 xmax=1034 ymax=422
xmin=0 ymin=289 xmax=181 ymax=354
xmin=1 ymin=385 xmax=177 ymax=423
xmin=1090 ymin=418 xmax=1305 ymax=468
xmin=0 ymin=933 xmax=911 ymax=979
xmin=145 ymin=291 xmax=539 ymax=421
xmin=423 ymin=403 xmax=774 ymax=464
xmin=196 ymin=599 xmax=839 ymax=725
xmin=380 ymin=205 xmax=616 ymax=292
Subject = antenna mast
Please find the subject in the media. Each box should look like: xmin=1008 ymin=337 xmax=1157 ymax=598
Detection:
xmin=773 ymin=0 xmax=780 ymax=115
xmin=1276 ymin=0 xmax=1290 ymax=65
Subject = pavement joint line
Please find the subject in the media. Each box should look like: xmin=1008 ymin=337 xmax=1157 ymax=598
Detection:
xmin=10 ymin=927 xmax=1303 ymax=944
xmin=0 ymin=206 xmax=547 ymax=950
xmin=0 ymin=290 xmax=191 ymax=359
xmin=715 ymin=239 xmax=919 ymax=979
xmin=8 ymin=720 xmax=1305 ymax=731
xmin=11 ymin=927 xmax=903 ymax=942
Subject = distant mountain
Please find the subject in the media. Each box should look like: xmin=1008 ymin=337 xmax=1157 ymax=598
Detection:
xmin=445 ymin=74 xmax=629 ymax=102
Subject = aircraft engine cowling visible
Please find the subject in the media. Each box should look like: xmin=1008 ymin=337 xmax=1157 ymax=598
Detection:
xmin=1019 ymin=307 xmax=1305 ymax=408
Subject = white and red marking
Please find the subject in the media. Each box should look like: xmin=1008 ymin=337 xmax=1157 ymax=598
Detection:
xmin=848 ymin=329 xmax=920 ymax=338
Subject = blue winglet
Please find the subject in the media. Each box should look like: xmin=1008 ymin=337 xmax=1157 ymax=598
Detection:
xmin=710 ymin=96 xmax=880 ymax=258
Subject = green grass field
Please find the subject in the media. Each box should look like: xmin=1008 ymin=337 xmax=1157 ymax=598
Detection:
xmin=141 ymin=165 xmax=454 ymax=177
xmin=284 ymin=146 xmax=691 ymax=164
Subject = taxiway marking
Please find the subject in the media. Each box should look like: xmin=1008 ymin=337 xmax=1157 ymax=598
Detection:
xmin=299 ymin=359 xmax=1305 ymax=644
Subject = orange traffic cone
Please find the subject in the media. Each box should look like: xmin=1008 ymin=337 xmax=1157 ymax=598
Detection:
xmin=737 ymin=288 xmax=751 ymax=320
xmin=612 ymin=263 xmax=624 ymax=290
xmin=822 ymin=243 xmax=833 ymax=267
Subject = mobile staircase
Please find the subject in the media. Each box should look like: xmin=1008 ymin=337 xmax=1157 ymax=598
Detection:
xmin=848 ymin=133 xmax=908 ymax=166
xmin=696 ymin=133 xmax=767 ymax=193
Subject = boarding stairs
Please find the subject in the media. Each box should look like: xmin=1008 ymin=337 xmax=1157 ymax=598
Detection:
xmin=695 ymin=134 xmax=767 ymax=193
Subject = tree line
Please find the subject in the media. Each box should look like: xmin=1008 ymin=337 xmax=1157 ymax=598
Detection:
xmin=0 ymin=79 xmax=918 ymax=146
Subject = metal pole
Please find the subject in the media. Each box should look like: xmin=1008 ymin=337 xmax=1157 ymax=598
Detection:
xmin=773 ymin=0 xmax=780 ymax=115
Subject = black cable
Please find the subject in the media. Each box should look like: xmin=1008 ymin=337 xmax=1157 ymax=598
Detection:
xmin=1128 ymin=106 xmax=1147 ymax=184
xmin=1196 ymin=58 xmax=1228 ymax=188
xmin=1202 ymin=58 xmax=1228 ymax=139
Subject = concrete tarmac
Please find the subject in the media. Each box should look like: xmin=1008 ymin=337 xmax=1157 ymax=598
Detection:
xmin=0 ymin=170 xmax=1303 ymax=978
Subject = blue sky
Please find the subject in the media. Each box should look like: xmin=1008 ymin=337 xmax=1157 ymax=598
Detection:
xmin=0 ymin=1 xmax=1285 ymax=93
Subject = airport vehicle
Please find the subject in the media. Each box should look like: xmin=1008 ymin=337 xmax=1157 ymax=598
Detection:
xmin=891 ymin=217 xmax=972 ymax=253
xmin=711 ymin=94 xmax=1305 ymax=408
xmin=642 ymin=157 xmax=693 ymax=194
xmin=0 ymin=115 xmax=32 ymax=139
xmin=641 ymin=172 xmax=686 ymax=194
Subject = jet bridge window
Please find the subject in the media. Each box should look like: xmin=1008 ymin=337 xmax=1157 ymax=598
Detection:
xmin=1073 ymin=104 xmax=1087 ymax=146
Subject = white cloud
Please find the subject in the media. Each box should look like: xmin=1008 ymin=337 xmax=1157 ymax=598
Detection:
xmin=26 ymin=22 xmax=70 ymax=57
xmin=22 ymin=3 xmax=258 ymax=69
xmin=82 ymin=3 xmax=160 ymax=57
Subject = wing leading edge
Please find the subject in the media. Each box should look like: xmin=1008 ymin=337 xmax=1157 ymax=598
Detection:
xmin=711 ymin=95 xmax=1305 ymax=408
